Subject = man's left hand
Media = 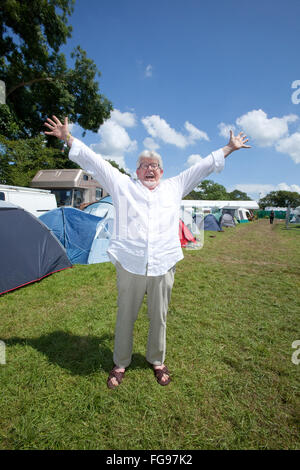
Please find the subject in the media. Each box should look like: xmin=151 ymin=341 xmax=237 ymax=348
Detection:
xmin=223 ymin=130 xmax=251 ymax=158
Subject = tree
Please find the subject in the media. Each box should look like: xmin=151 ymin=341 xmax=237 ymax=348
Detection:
xmin=259 ymin=191 xmax=300 ymax=209
xmin=227 ymin=189 xmax=252 ymax=201
xmin=0 ymin=0 xmax=113 ymax=139
xmin=107 ymin=159 xmax=131 ymax=177
xmin=0 ymin=136 xmax=132 ymax=187
xmin=0 ymin=134 xmax=78 ymax=186
xmin=0 ymin=104 xmax=21 ymax=139
xmin=184 ymin=180 xmax=252 ymax=201
xmin=184 ymin=179 xmax=229 ymax=200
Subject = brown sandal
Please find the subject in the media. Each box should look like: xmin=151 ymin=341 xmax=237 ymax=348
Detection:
xmin=107 ymin=367 xmax=125 ymax=389
xmin=153 ymin=366 xmax=171 ymax=386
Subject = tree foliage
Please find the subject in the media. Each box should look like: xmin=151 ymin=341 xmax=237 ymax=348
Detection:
xmin=259 ymin=191 xmax=300 ymax=209
xmin=0 ymin=134 xmax=133 ymax=187
xmin=227 ymin=189 xmax=251 ymax=201
xmin=0 ymin=104 xmax=21 ymax=139
xmin=107 ymin=159 xmax=131 ymax=177
xmin=0 ymin=134 xmax=79 ymax=186
xmin=184 ymin=179 xmax=251 ymax=201
xmin=0 ymin=0 xmax=113 ymax=139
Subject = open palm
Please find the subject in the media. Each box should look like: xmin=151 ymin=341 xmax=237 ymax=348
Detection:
xmin=229 ymin=130 xmax=251 ymax=150
xmin=44 ymin=115 xmax=69 ymax=141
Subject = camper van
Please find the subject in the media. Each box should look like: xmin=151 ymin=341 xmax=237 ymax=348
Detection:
xmin=31 ymin=169 xmax=108 ymax=208
xmin=0 ymin=184 xmax=57 ymax=217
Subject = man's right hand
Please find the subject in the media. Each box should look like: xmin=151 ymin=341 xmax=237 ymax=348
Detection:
xmin=44 ymin=115 xmax=73 ymax=146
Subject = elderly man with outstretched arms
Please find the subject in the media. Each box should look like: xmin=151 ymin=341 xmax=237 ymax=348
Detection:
xmin=44 ymin=115 xmax=250 ymax=388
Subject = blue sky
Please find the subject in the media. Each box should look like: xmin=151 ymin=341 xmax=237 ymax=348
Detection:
xmin=61 ymin=0 xmax=300 ymax=200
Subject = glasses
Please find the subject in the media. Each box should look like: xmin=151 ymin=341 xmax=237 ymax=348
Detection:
xmin=139 ymin=162 xmax=160 ymax=170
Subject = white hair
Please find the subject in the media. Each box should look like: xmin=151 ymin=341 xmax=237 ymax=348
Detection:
xmin=136 ymin=150 xmax=163 ymax=169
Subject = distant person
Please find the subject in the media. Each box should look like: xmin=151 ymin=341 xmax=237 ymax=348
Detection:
xmin=44 ymin=115 xmax=251 ymax=389
xmin=270 ymin=210 xmax=275 ymax=224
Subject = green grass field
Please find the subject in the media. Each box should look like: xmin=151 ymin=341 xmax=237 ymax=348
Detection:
xmin=0 ymin=219 xmax=299 ymax=450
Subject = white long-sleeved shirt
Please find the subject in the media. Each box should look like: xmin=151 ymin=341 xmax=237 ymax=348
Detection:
xmin=69 ymin=138 xmax=225 ymax=276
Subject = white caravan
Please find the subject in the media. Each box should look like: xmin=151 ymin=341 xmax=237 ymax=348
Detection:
xmin=0 ymin=184 xmax=57 ymax=217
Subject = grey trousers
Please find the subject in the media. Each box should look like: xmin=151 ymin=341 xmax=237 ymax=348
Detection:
xmin=113 ymin=262 xmax=176 ymax=368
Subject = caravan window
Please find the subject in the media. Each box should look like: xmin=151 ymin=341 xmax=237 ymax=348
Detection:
xmin=51 ymin=189 xmax=84 ymax=208
xmin=73 ymin=189 xmax=84 ymax=208
xmin=96 ymin=188 xmax=103 ymax=200
xmin=51 ymin=189 xmax=72 ymax=207
xmin=0 ymin=192 xmax=5 ymax=201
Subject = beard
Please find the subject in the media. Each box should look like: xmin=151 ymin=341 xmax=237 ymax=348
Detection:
xmin=141 ymin=178 xmax=158 ymax=189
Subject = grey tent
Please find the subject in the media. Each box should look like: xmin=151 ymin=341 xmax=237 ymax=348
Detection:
xmin=220 ymin=213 xmax=236 ymax=228
xmin=0 ymin=202 xmax=72 ymax=295
xmin=203 ymin=214 xmax=222 ymax=231
xmin=196 ymin=213 xmax=223 ymax=231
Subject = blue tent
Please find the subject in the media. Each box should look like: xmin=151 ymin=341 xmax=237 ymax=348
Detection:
xmin=88 ymin=216 xmax=114 ymax=264
xmin=40 ymin=207 xmax=102 ymax=264
xmin=85 ymin=196 xmax=113 ymax=206
xmin=0 ymin=202 xmax=72 ymax=295
xmin=83 ymin=197 xmax=115 ymax=264
xmin=83 ymin=196 xmax=114 ymax=219
xmin=204 ymin=214 xmax=222 ymax=231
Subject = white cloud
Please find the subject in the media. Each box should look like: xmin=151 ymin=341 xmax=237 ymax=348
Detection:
xmin=92 ymin=120 xmax=137 ymax=156
xmin=141 ymin=115 xmax=209 ymax=148
xmin=110 ymin=109 xmax=136 ymax=128
xmin=142 ymin=115 xmax=186 ymax=147
xmin=231 ymin=183 xmax=300 ymax=199
xmin=291 ymin=184 xmax=300 ymax=193
xmin=145 ymin=64 xmax=153 ymax=78
xmin=275 ymin=132 xmax=300 ymax=164
xmin=236 ymin=109 xmax=298 ymax=147
xmin=143 ymin=137 xmax=160 ymax=150
xmin=186 ymin=154 xmax=203 ymax=167
xmin=90 ymin=109 xmax=137 ymax=171
xmin=232 ymin=108 xmax=300 ymax=165
xmin=233 ymin=183 xmax=275 ymax=197
xmin=184 ymin=122 xmax=209 ymax=143
xmin=218 ymin=122 xmax=236 ymax=139
xmin=277 ymin=182 xmax=300 ymax=193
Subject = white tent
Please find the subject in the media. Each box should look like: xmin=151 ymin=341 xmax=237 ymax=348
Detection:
xmin=179 ymin=206 xmax=204 ymax=249
xmin=181 ymin=199 xmax=259 ymax=210
xmin=290 ymin=206 xmax=300 ymax=223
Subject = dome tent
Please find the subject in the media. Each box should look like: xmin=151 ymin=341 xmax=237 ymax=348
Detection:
xmin=195 ymin=213 xmax=222 ymax=231
xmin=179 ymin=219 xmax=196 ymax=247
xmin=88 ymin=213 xmax=114 ymax=264
xmin=83 ymin=196 xmax=115 ymax=264
xmin=83 ymin=196 xmax=115 ymax=220
xmin=0 ymin=202 xmax=72 ymax=295
xmin=220 ymin=212 xmax=236 ymax=228
xmin=203 ymin=214 xmax=222 ymax=231
xmin=40 ymin=207 xmax=102 ymax=264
